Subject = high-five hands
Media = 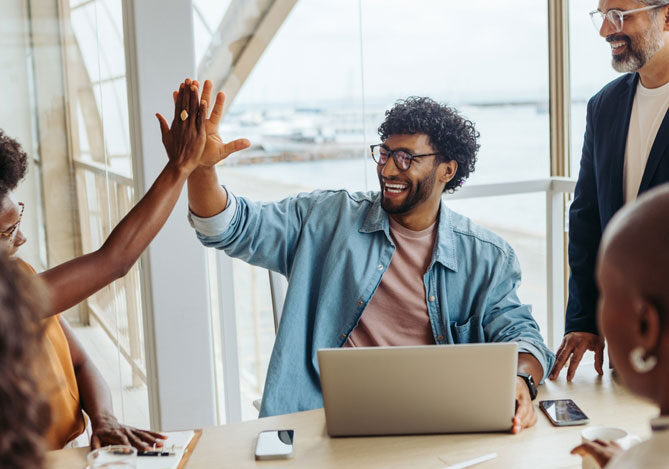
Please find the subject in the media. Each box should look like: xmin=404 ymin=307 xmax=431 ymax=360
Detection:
xmin=156 ymin=78 xmax=207 ymax=175
xmin=172 ymin=80 xmax=251 ymax=167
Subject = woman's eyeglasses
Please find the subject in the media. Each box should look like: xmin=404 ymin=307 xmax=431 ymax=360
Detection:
xmin=0 ymin=202 xmax=24 ymax=243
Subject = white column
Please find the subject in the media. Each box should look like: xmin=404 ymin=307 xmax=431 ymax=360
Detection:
xmin=122 ymin=0 xmax=217 ymax=430
xmin=546 ymin=183 xmax=567 ymax=350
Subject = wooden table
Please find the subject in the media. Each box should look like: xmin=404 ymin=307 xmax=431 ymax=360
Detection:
xmin=46 ymin=368 xmax=657 ymax=468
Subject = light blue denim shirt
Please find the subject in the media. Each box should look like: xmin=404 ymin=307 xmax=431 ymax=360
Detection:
xmin=189 ymin=189 xmax=555 ymax=417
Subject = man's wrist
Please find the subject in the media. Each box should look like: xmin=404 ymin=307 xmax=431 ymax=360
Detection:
xmin=516 ymin=373 xmax=537 ymax=400
xmin=188 ymin=165 xmax=218 ymax=181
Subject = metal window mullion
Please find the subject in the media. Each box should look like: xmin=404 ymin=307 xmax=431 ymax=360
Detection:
xmin=547 ymin=0 xmax=572 ymax=348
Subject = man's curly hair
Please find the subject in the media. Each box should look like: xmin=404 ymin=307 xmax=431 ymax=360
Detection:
xmin=0 ymin=254 xmax=50 ymax=469
xmin=0 ymin=130 xmax=29 ymax=197
xmin=378 ymin=97 xmax=480 ymax=192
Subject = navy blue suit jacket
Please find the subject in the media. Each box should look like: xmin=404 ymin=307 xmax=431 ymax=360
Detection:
xmin=566 ymin=73 xmax=669 ymax=334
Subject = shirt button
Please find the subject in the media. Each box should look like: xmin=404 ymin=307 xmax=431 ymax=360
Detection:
xmin=341 ymin=333 xmax=347 ymax=339
xmin=358 ymin=300 xmax=363 ymax=306
xmin=377 ymin=264 xmax=383 ymax=271
xmin=428 ymin=295 xmax=436 ymax=302
xmin=437 ymin=335 xmax=444 ymax=342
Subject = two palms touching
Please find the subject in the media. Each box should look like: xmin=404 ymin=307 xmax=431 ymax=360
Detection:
xmin=172 ymin=79 xmax=251 ymax=168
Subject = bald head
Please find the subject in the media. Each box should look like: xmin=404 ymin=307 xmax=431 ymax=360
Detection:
xmin=599 ymin=184 xmax=669 ymax=319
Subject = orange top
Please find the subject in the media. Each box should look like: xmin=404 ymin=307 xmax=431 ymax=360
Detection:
xmin=17 ymin=258 xmax=86 ymax=449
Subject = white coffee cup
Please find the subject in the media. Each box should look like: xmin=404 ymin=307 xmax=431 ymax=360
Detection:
xmin=579 ymin=426 xmax=641 ymax=469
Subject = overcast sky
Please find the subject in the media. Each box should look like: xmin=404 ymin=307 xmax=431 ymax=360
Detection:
xmin=194 ymin=0 xmax=620 ymax=106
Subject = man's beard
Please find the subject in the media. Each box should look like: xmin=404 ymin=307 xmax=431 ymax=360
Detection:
xmin=380 ymin=170 xmax=437 ymax=215
xmin=610 ymin=22 xmax=664 ymax=73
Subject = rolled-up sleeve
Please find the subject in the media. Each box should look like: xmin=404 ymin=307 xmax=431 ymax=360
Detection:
xmin=483 ymin=249 xmax=555 ymax=382
xmin=188 ymin=187 xmax=237 ymax=239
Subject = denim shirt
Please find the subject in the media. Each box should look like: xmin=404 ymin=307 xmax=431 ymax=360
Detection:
xmin=189 ymin=189 xmax=555 ymax=417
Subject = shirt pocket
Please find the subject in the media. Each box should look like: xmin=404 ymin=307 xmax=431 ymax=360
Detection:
xmin=449 ymin=316 xmax=484 ymax=344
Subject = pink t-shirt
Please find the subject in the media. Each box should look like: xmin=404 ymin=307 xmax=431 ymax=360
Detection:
xmin=345 ymin=216 xmax=437 ymax=347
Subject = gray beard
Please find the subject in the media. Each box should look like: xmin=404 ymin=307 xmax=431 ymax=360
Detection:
xmin=611 ymin=26 xmax=664 ymax=73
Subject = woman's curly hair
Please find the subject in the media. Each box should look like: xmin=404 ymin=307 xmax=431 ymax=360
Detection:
xmin=0 ymin=130 xmax=29 ymax=197
xmin=378 ymin=97 xmax=480 ymax=192
xmin=0 ymin=254 xmax=50 ymax=469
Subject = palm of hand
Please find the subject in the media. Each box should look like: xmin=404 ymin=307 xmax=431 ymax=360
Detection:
xmin=201 ymin=126 xmax=227 ymax=167
xmin=194 ymin=80 xmax=250 ymax=167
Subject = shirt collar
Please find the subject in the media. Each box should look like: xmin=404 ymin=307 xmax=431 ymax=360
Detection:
xmin=359 ymin=193 xmax=458 ymax=272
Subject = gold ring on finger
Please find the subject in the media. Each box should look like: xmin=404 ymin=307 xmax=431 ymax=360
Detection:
xmin=180 ymin=110 xmax=189 ymax=121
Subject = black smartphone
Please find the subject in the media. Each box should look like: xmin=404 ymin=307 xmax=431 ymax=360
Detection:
xmin=539 ymin=399 xmax=589 ymax=426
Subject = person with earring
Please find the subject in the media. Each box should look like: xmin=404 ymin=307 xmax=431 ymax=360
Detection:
xmin=570 ymin=183 xmax=669 ymax=468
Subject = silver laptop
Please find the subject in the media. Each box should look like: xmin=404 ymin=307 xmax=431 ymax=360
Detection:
xmin=318 ymin=343 xmax=518 ymax=436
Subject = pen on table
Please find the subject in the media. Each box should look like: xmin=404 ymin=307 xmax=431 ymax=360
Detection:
xmin=138 ymin=450 xmax=175 ymax=457
xmin=442 ymin=452 xmax=498 ymax=469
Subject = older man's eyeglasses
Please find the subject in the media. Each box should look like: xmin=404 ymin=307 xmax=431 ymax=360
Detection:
xmin=589 ymin=3 xmax=668 ymax=33
xmin=0 ymin=202 xmax=24 ymax=243
xmin=370 ymin=144 xmax=439 ymax=171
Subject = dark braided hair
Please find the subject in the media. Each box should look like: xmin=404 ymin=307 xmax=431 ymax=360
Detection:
xmin=378 ymin=97 xmax=480 ymax=192
xmin=0 ymin=254 xmax=50 ymax=469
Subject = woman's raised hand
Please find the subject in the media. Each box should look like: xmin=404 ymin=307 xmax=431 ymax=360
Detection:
xmin=156 ymin=78 xmax=207 ymax=175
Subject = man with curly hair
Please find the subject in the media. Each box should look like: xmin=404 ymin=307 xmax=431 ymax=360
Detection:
xmin=188 ymin=89 xmax=553 ymax=433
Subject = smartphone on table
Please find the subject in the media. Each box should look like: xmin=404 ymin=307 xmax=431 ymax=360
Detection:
xmin=539 ymin=399 xmax=589 ymax=426
xmin=254 ymin=429 xmax=295 ymax=460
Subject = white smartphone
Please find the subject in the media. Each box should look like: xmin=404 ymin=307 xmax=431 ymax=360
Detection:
xmin=254 ymin=429 xmax=295 ymax=460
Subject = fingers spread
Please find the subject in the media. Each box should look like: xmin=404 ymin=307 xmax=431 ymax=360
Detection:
xmin=567 ymin=346 xmax=586 ymax=381
xmin=225 ymin=138 xmax=251 ymax=155
xmin=209 ymin=91 xmax=225 ymax=127
xmin=189 ymin=85 xmax=199 ymax=130
xmin=182 ymin=83 xmax=191 ymax=124
xmin=202 ymin=80 xmax=213 ymax=114
xmin=126 ymin=430 xmax=151 ymax=451
xmin=550 ymin=342 xmax=571 ymax=380
xmin=197 ymin=101 xmax=207 ymax=134
xmin=134 ymin=429 xmax=163 ymax=445
xmin=173 ymin=82 xmax=186 ymax=125
xmin=156 ymin=113 xmax=170 ymax=139
xmin=595 ymin=343 xmax=604 ymax=375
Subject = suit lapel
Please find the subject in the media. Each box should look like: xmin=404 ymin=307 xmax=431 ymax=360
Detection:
xmin=638 ymin=107 xmax=669 ymax=194
xmin=604 ymin=73 xmax=638 ymax=214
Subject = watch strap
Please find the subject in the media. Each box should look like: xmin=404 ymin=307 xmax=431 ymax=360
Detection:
xmin=517 ymin=372 xmax=538 ymax=400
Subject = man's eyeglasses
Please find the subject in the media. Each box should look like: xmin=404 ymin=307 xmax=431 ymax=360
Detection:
xmin=589 ymin=3 xmax=668 ymax=33
xmin=0 ymin=202 xmax=24 ymax=243
xmin=370 ymin=144 xmax=439 ymax=171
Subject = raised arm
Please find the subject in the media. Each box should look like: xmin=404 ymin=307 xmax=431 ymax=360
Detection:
xmin=39 ymin=79 xmax=206 ymax=316
xmin=185 ymin=80 xmax=251 ymax=218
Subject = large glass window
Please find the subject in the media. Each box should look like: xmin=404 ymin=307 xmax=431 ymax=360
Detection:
xmin=196 ymin=0 xmax=552 ymax=421
xmin=3 ymin=0 xmax=150 ymax=433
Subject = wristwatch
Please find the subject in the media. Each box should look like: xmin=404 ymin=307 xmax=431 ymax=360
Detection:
xmin=517 ymin=372 xmax=537 ymax=400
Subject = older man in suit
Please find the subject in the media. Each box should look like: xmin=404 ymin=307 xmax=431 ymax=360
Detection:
xmin=551 ymin=0 xmax=669 ymax=381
